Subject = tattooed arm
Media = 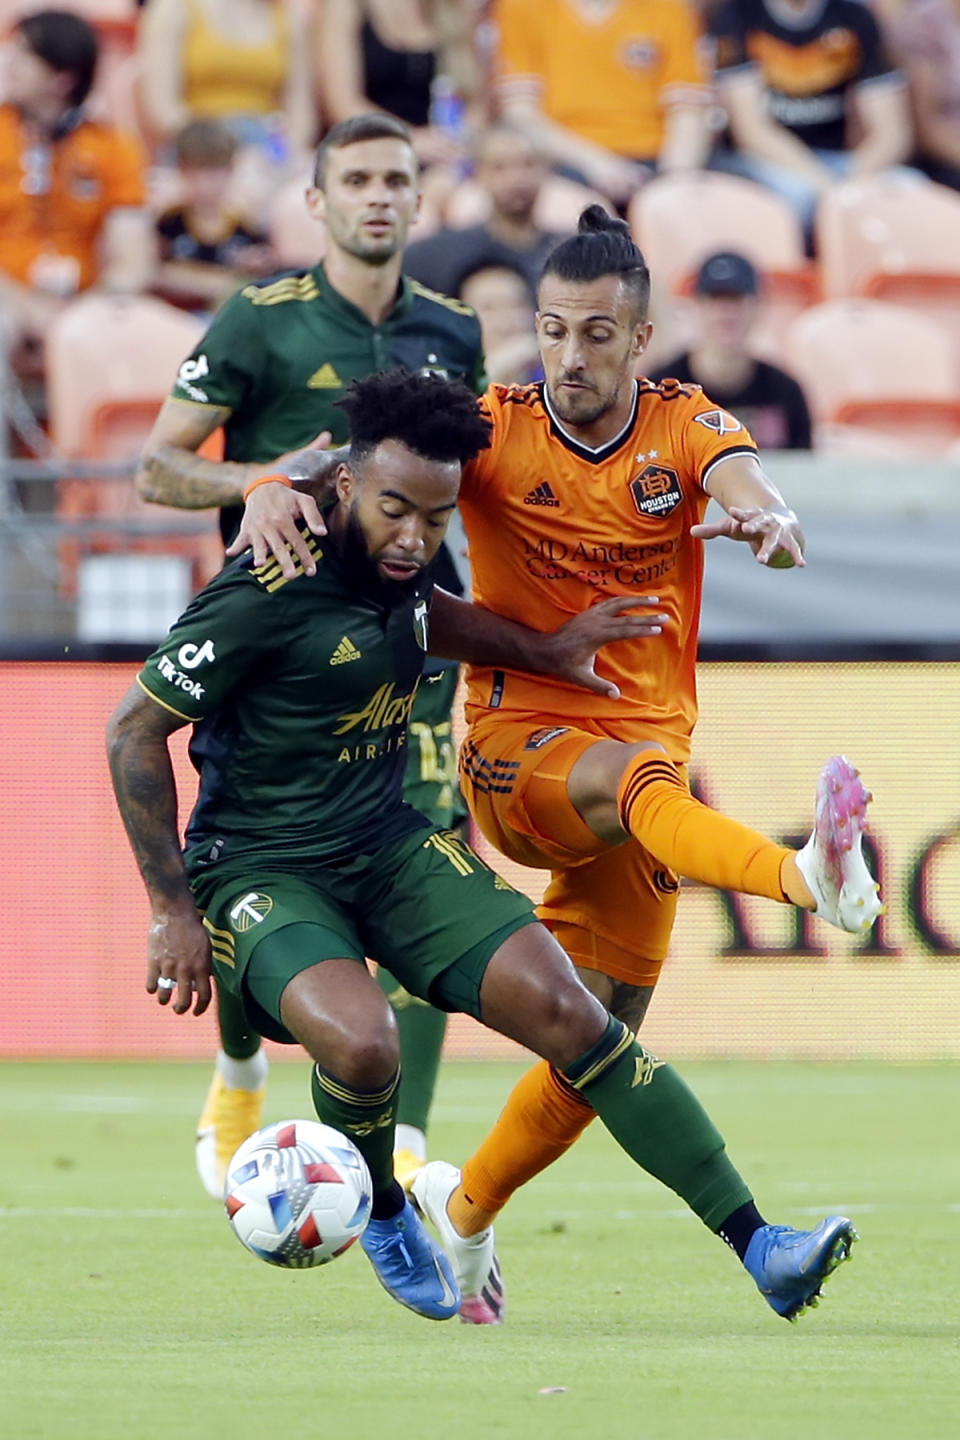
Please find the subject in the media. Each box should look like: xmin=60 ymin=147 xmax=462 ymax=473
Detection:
xmin=106 ymin=684 xmax=212 ymax=1016
xmin=135 ymin=397 xmax=333 ymax=512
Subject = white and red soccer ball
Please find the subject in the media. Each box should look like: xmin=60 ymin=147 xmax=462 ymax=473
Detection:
xmin=225 ymin=1119 xmax=372 ymax=1268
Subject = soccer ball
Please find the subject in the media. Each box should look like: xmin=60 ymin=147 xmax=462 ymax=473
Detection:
xmin=225 ymin=1119 xmax=372 ymax=1268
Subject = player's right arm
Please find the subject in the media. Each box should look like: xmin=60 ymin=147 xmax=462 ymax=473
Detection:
xmin=106 ymin=683 xmax=211 ymax=1017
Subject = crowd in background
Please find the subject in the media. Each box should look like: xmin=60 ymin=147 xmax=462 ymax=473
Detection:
xmin=2 ymin=0 xmax=960 ymax=456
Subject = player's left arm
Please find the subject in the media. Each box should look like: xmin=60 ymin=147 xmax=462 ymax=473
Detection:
xmin=694 ymin=452 xmax=806 ymax=568
xmin=428 ymin=589 xmax=669 ymax=699
xmin=106 ymin=685 xmax=212 ymax=1017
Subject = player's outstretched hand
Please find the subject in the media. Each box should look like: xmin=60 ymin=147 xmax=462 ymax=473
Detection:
xmin=226 ymin=436 xmax=343 ymax=578
xmin=691 ymin=506 xmax=806 ymax=568
xmin=146 ymin=906 xmax=213 ymax=1017
xmin=544 ymin=595 xmax=668 ymax=699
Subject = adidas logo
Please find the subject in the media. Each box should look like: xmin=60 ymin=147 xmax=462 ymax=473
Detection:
xmin=307 ymin=363 xmax=343 ymax=389
xmin=523 ymin=482 xmax=560 ymax=507
xmin=330 ymin=636 xmax=362 ymax=666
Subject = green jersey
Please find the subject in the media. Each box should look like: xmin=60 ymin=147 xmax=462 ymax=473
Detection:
xmin=137 ymin=525 xmax=435 ymax=885
xmin=169 ymin=263 xmax=486 ymax=546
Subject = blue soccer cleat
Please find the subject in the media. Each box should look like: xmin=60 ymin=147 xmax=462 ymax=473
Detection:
xmin=360 ymin=1196 xmax=460 ymax=1320
xmin=744 ymin=1216 xmax=858 ymax=1321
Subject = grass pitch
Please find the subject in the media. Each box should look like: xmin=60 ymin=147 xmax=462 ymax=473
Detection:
xmin=2 ymin=1060 xmax=957 ymax=1440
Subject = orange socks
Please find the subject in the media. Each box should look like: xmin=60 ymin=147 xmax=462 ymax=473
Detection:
xmin=448 ymin=1060 xmax=595 ymax=1237
xmin=617 ymin=750 xmax=800 ymax=904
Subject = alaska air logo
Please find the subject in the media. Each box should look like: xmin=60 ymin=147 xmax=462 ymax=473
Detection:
xmin=306 ymin=363 xmax=342 ymax=389
xmin=630 ymin=464 xmax=682 ymax=518
xmin=228 ymin=891 xmax=274 ymax=932
xmin=177 ymin=638 xmax=215 ymax=669
xmin=334 ymin=682 xmax=418 ymax=734
xmin=694 ymin=408 xmax=742 ymax=436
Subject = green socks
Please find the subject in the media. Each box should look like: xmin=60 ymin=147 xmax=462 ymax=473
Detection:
xmin=562 ymin=1017 xmax=752 ymax=1232
xmin=310 ymin=1062 xmax=399 ymax=1198
xmin=216 ymin=983 xmax=262 ymax=1061
xmin=377 ymin=968 xmax=447 ymax=1134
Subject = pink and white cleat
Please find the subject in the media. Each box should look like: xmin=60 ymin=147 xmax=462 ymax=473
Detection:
xmin=796 ymin=756 xmax=884 ymax=933
xmin=412 ymin=1161 xmax=505 ymax=1325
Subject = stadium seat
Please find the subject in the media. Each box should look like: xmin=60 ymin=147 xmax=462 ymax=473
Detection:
xmin=267 ymin=173 xmax=325 ymax=268
xmin=785 ymin=298 xmax=960 ymax=453
xmin=46 ymin=293 xmax=221 ymax=593
xmin=628 ymin=171 xmax=817 ymax=356
xmin=816 ymin=175 xmax=960 ymax=358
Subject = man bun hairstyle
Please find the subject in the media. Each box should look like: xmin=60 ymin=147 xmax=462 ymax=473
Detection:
xmin=338 ymin=369 xmax=492 ymax=468
xmin=540 ymin=204 xmax=651 ymax=318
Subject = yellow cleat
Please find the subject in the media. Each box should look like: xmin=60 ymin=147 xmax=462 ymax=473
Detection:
xmin=196 ymin=1072 xmax=265 ymax=1200
xmin=393 ymin=1147 xmax=426 ymax=1193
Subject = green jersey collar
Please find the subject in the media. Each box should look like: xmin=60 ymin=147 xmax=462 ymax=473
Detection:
xmin=312 ymin=263 xmax=413 ymax=329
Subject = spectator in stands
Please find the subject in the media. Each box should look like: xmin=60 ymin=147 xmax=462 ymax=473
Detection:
xmin=138 ymin=0 xmax=315 ymax=168
xmin=651 ymin=251 xmax=812 ymax=449
xmin=0 ymin=9 xmax=151 ymax=356
xmin=403 ymin=122 xmax=565 ymax=294
xmin=493 ymin=0 xmax=712 ymax=209
xmin=886 ymin=0 xmax=960 ymax=190
xmin=316 ymin=0 xmax=480 ymax=168
xmin=708 ymin=0 xmax=913 ymax=232
xmin=154 ymin=119 xmax=277 ymax=312
xmin=456 ymin=257 xmax=541 ymax=384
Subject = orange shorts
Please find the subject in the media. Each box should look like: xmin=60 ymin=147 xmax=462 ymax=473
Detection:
xmin=459 ymin=716 xmax=682 ymax=989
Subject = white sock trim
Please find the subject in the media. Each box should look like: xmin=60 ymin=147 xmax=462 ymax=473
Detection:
xmin=394 ymin=1123 xmax=426 ymax=1160
xmin=216 ymin=1047 xmax=269 ymax=1091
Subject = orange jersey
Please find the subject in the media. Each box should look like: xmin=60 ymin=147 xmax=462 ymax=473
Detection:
xmin=0 ymin=106 xmax=145 ymax=291
xmin=493 ymin=0 xmax=710 ymax=158
xmin=459 ymin=380 xmax=757 ymax=760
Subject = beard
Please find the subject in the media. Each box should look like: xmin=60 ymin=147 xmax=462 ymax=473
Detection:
xmin=548 ymin=379 xmax=620 ymax=427
xmin=339 ymin=504 xmax=424 ymax=605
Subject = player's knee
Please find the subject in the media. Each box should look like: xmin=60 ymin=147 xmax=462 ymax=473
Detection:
xmin=534 ymin=979 xmax=608 ymax=1067
xmin=335 ymin=1025 xmax=400 ymax=1090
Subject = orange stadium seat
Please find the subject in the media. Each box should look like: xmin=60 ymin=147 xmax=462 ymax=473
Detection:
xmin=816 ymin=175 xmax=960 ymax=357
xmin=46 ymin=293 xmax=221 ymax=593
xmin=629 ymin=171 xmax=818 ymax=356
xmin=785 ymin=298 xmax=960 ymax=454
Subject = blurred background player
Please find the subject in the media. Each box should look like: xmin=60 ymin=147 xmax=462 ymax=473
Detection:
xmin=650 ymin=251 xmax=812 ymax=450
xmin=492 ymin=0 xmax=713 ymax=209
xmin=0 ymin=8 xmax=150 ymax=365
xmin=135 ymin=113 xmax=484 ymax=1198
xmin=153 ymin=119 xmax=277 ymax=312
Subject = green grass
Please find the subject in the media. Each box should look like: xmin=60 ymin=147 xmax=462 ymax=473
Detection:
xmin=2 ymin=1061 xmax=958 ymax=1440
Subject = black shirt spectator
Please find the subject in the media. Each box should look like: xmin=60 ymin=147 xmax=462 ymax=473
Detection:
xmin=651 ymin=251 xmax=812 ymax=450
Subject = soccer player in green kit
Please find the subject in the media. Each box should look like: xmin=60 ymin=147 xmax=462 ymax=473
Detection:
xmin=108 ymin=369 xmax=684 ymax=1321
xmin=136 ymin=114 xmax=483 ymax=1196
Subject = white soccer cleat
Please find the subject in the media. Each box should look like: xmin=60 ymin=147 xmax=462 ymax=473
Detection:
xmin=795 ymin=756 xmax=885 ymax=934
xmin=411 ymin=1161 xmax=505 ymax=1325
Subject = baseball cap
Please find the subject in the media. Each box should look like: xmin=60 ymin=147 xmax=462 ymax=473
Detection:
xmin=694 ymin=252 xmax=759 ymax=296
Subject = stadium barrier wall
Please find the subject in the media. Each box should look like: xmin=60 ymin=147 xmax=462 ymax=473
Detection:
xmin=1 ymin=660 xmax=957 ymax=1061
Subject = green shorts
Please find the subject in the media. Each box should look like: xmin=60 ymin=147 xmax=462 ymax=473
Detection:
xmin=404 ymin=667 xmax=467 ymax=830
xmin=195 ymin=826 xmax=535 ymax=1044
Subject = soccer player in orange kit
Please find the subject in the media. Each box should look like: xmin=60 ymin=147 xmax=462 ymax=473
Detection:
xmin=231 ymin=207 xmax=882 ymax=1326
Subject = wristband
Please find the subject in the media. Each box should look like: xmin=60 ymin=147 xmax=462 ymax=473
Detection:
xmin=242 ymin=473 xmax=293 ymax=502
